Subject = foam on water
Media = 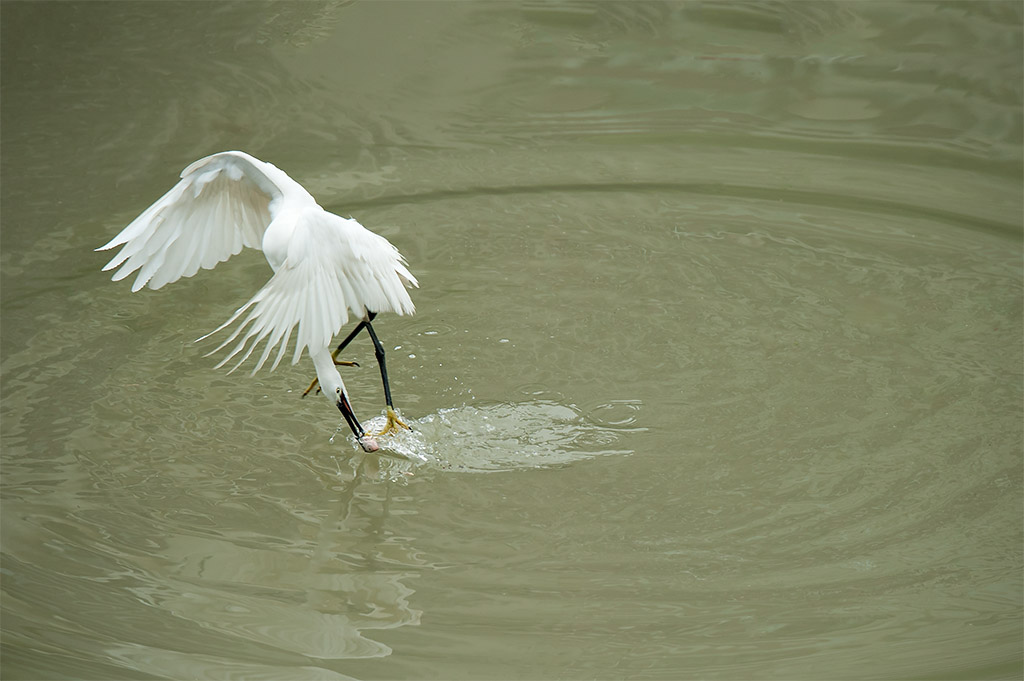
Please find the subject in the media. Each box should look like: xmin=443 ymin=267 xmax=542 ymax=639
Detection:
xmin=335 ymin=400 xmax=642 ymax=472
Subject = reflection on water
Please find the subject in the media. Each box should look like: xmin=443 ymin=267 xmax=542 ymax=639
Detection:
xmin=0 ymin=446 xmax=423 ymax=679
xmin=349 ymin=398 xmax=644 ymax=473
xmin=2 ymin=1 xmax=1021 ymax=680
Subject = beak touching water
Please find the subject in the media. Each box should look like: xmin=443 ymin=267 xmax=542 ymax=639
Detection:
xmin=335 ymin=389 xmax=379 ymax=453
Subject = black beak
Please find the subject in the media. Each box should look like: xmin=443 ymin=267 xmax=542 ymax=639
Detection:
xmin=336 ymin=392 xmax=378 ymax=452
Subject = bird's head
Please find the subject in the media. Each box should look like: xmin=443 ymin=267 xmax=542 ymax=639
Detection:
xmin=328 ymin=382 xmax=379 ymax=453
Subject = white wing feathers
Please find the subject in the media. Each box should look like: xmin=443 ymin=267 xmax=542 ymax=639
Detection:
xmin=99 ymin=151 xmax=417 ymax=375
xmin=97 ymin=151 xmax=280 ymax=292
xmin=199 ymin=211 xmax=417 ymax=375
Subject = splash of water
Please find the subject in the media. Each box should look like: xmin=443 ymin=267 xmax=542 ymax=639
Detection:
xmin=335 ymin=400 xmax=643 ymax=472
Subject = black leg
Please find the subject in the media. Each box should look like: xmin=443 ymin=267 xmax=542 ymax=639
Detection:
xmin=333 ymin=317 xmax=370 ymax=357
xmin=333 ymin=311 xmax=410 ymax=437
xmin=362 ymin=317 xmax=396 ymax=409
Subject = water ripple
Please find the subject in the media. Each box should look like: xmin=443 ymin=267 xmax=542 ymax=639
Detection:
xmin=343 ymin=399 xmax=643 ymax=472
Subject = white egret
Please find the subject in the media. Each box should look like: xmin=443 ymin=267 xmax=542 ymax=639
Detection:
xmin=97 ymin=151 xmax=418 ymax=452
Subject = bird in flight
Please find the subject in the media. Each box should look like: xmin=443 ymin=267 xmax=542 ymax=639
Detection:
xmin=97 ymin=150 xmax=418 ymax=452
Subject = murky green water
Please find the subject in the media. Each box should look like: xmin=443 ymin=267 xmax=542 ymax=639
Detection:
xmin=2 ymin=2 xmax=1021 ymax=679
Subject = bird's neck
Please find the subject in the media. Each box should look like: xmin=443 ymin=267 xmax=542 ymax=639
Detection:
xmin=310 ymin=349 xmax=345 ymax=403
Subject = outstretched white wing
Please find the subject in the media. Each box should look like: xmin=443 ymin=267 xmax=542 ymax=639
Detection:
xmin=200 ymin=210 xmax=418 ymax=374
xmin=99 ymin=150 xmax=417 ymax=375
xmin=96 ymin=151 xmax=304 ymax=292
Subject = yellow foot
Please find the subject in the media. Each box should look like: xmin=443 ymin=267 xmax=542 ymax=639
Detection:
xmin=301 ymin=377 xmax=320 ymax=398
xmin=373 ymin=407 xmax=412 ymax=437
xmin=300 ymin=359 xmax=360 ymax=398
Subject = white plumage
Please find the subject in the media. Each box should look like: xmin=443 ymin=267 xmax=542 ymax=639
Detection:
xmin=97 ymin=150 xmax=417 ymax=450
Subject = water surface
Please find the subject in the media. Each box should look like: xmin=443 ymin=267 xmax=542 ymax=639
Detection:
xmin=2 ymin=2 xmax=1021 ymax=679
